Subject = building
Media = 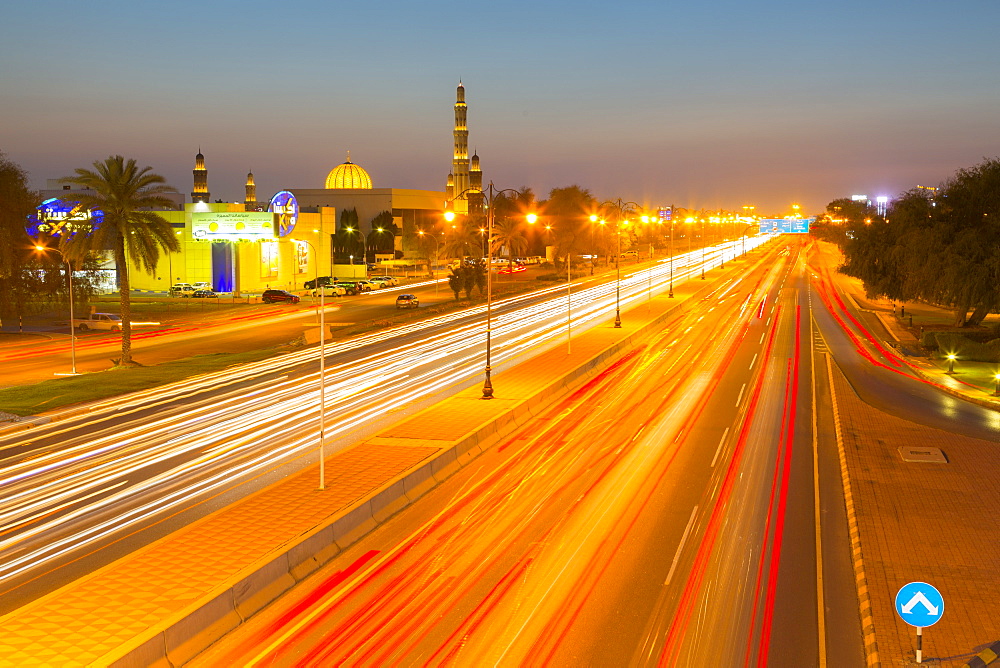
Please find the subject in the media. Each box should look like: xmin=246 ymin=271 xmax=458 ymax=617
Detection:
xmin=445 ymin=82 xmax=483 ymax=214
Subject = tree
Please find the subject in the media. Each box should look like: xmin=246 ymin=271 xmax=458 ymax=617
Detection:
xmin=0 ymin=152 xmax=39 ymax=326
xmin=447 ymin=267 xmax=463 ymax=300
xmin=60 ymin=155 xmax=180 ymax=365
xmin=366 ymin=211 xmax=398 ymax=262
xmin=838 ymin=158 xmax=1000 ymax=326
xmin=490 ymin=218 xmax=528 ymax=272
xmin=334 ymin=208 xmax=364 ymax=264
xmin=538 ymin=186 xmax=594 ymax=260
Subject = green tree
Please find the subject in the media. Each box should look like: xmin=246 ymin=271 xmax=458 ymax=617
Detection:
xmin=0 ymin=152 xmax=39 ymax=326
xmin=538 ymin=186 xmax=594 ymax=259
xmin=60 ymin=155 xmax=180 ymax=365
xmin=490 ymin=218 xmax=528 ymax=271
xmin=366 ymin=211 xmax=398 ymax=262
xmin=334 ymin=208 xmax=364 ymax=264
xmin=447 ymin=267 xmax=463 ymax=300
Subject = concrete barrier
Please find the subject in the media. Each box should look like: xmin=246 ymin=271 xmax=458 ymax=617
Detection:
xmin=99 ymin=255 xmax=762 ymax=667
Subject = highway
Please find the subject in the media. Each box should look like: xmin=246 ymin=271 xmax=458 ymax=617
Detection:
xmin=0 ymin=237 xmax=767 ymax=612
xmin=194 ymin=240 xmax=826 ymax=666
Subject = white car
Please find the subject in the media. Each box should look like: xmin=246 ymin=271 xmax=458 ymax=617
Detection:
xmin=370 ymin=275 xmax=398 ymax=287
xmin=192 ymin=282 xmax=212 ymax=291
xmin=311 ymin=285 xmax=347 ymax=297
xmin=169 ymin=283 xmax=196 ymax=297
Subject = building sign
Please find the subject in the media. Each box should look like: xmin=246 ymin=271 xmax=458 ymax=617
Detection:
xmin=760 ymin=217 xmax=814 ymax=234
xmin=658 ymin=207 xmax=672 ymax=222
xmin=191 ymin=211 xmax=277 ymax=240
xmin=294 ymin=240 xmax=309 ymax=274
xmin=29 ymin=198 xmax=102 ymax=236
xmin=269 ymin=191 xmax=298 ymax=237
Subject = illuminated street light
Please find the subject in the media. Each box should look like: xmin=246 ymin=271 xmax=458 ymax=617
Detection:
xmin=947 ymin=353 xmax=957 ymax=374
xmin=994 ymin=372 xmax=1000 ymax=396
xmin=599 ymin=199 xmax=641 ymax=328
xmin=418 ymin=230 xmax=440 ymax=295
xmin=300 ymin=239 xmax=327 ymax=490
xmin=34 ymin=244 xmax=78 ymax=376
xmin=446 ymin=182 xmax=534 ymax=399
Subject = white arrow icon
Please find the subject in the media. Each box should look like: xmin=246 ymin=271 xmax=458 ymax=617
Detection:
xmin=901 ymin=591 xmax=939 ymax=616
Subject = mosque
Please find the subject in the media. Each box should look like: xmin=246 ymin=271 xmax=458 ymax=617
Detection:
xmin=34 ymin=84 xmax=482 ymax=294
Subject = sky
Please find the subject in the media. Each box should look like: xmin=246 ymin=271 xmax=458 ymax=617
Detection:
xmin=2 ymin=0 xmax=999 ymax=216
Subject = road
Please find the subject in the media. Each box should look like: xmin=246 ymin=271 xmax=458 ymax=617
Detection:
xmin=195 ymin=240 xmax=840 ymax=666
xmin=0 ymin=237 xmax=767 ymax=612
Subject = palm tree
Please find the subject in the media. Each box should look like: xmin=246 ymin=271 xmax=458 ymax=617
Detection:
xmin=61 ymin=155 xmax=180 ymax=366
xmin=491 ymin=218 xmax=528 ymax=272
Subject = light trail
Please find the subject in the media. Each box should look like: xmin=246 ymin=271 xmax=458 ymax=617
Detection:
xmin=0 ymin=237 xmax=771 ymax=592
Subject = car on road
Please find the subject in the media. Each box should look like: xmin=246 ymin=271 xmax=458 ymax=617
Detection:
xmin=334 ymin=282 xmax=361 ymax=296
xmin=261 ymin=289 xmax=300 ymax=304
xmin=73 ymin=313 xmax=123 ymax=331
xmin=620 ymin=250 xmax=639 ymax=259
xmin=169 ymin=283 xmax=196 ymax=297
xmin=311 ymin=285 xmax=347 ymax=297
xmin=192 ymin=289 xmax=218 ymax=298
xmin=303 ymin=276 xmax=332 ymax=290
xmin=395 ymin=294 xmax=419 ymax=309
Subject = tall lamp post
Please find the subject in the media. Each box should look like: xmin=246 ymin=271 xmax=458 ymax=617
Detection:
xmin=418 ymin=230 xmax=440 ymax=295
xmin=35 ymin=244 xmax=78 ymax=375
xmin=667 ymin=208 xmax=675 ymax=298
xmin=446 ymin=182 xmax=535 ymax=399
xmin=599 ymin=199 xmax=641 ymax=328
xmin=302 ymin=239 xmax=327 ymax=490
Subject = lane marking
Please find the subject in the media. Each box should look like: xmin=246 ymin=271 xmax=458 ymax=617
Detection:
xmin=759 ymin=332 xmax=766 ymax=344
xmin=665 ymin=505 xmax=699 ymax=585
xmin=749 ymin=353 xmax=758 ymax=370
xmin=710 ymin=427 xmax=730 ymax=468
xmin=736 ymin=383 xmax=747 ymax=407
xmin=811 ymin=308 xmax=828 ymax=667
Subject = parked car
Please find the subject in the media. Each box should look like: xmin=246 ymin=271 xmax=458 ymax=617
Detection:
xmin=262 ymin=289 xmax=300 ymax=304
xmin=620 ymin=250 xmax=639 ymax=259
xmin=354 ymin=280 xmax=375 ymax=292
xmin=396 ymin=294 xmax=419 ymax=309
xmin=334 ymin=282 xmax=360 ymax=296
xmin=365 ymin=277 xmax=389 ymax=289
xmin=303 ymin=276 xmax=332 ymax=290
xmin=311 ymin=285 xmax=347 ymax=297
xmin=192 ymin=282 xmax=212 ymax=291
xmin=371 ymin=275 xmax=399 ymax=287
xmin=169 ymin=283 xmax=196 ymax=297
xmin=192 ymin=289 xmax=218 ymax=298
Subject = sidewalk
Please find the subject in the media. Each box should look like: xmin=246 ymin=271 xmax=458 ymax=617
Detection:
xmin=0 ymin=253 xmax=756 ymax=666
xmin=827 ymin=357 xmax=1000 ymax=666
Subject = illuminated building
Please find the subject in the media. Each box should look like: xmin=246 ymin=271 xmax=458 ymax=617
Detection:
xmin=445 ymin=82 xmax=483 ymax=213
xmin=325 ymin=152 xmax=373 ymax=189
xmin=244 ymin=170 xmax=256 ymax=207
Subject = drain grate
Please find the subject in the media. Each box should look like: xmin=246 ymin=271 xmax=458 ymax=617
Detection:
xmin=898 ymin=446 xmax=948 ymax=464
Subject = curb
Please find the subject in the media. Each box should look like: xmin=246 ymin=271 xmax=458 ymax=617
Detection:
xmin=92 ymin=258 xmax=755 ymax=667
xmin=964 ymin=641 xmax=1000 ymax=668
xmin=827 ymin=354 xmax=880 ymax=667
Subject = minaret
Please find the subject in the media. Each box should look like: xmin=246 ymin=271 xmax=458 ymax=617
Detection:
xmin=192 ymin=149 xmax=210 ymax=204
xmin=468 ymin=150 xmax=483 ymax=213
xmin=451 ymin=82 xmax=470 ymax=198
xmin=244 ymin=170 xmax=256 ymax=206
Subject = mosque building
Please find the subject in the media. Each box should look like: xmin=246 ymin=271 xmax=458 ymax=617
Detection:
xmin=31 ymin=83 xmax=481 ymax=295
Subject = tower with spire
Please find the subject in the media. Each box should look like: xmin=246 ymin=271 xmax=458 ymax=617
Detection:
xmin=192 ymin=149 xmax=210 ymax=204
xmin=244 ymin=169 xmax=257 ymax=207
xmin=447 ymin=82 xmax=481 ymax=210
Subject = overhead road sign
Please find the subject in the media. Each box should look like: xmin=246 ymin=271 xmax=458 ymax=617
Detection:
xmin=760 ymin=217 xmax=814 ymax=234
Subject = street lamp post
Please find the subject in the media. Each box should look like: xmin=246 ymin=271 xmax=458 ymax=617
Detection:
xmin=700 ymin=218 xmax=706 ymax=280
xmin=35 ymin=245 xmax=78 ymax=375
xmin=668 ymin=213 xmax=675 ymax=298
xmin=418 ymin=230 xmax=440 ymax=295
xmin=600 ymin=199 xmax=641 ymax=328
xmin=301 ymin=239 xmax=327 ymax=490
xmin=446 ymin=182 xmax=535 ymax=399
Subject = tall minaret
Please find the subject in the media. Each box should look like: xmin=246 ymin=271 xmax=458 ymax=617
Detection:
xmin=244 ymin=170 xmax=256 ymax=206
xmin=192 ymin=149 xmax=210 ymax=204
xmin=451 ymin=82 xmax=470 ymax=199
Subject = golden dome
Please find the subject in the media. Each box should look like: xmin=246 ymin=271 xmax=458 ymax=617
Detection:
xmin=325 ymin=152 xmax=372 ymax=189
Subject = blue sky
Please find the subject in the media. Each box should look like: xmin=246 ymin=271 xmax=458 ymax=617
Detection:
xmin=2 ymin=0 xmax=999 ymax=214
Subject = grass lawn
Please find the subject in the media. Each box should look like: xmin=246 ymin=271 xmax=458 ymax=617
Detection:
xmin=0 ymin=349 xmax=280 ymax=417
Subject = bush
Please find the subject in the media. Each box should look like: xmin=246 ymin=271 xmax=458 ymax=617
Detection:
xmin=927 ymin=331 xmax=1000 ymax=362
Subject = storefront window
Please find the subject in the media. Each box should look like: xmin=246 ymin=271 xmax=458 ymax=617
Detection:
xmin=294 ymin=240 xmax=309 ymax=275
xmin=260 ymin=241 xmax=278 ymax=277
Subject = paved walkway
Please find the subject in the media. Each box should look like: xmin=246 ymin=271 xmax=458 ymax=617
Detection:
xmin=828 ymin=357 xmax=1000 ymax=666
xmin=0 ymin=255 xmax=729 ymax=666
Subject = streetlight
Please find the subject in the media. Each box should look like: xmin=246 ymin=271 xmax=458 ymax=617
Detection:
xmin=947 ymin=353 xmax=957 ymax=375
xmin=993 ymin=372 xmax=1000 ymax=396
xmin=35 ymin=244 xmax=78 ymax=375
xmin=446 ymin=182 xmax=535 ymax=399
xmin=418 ymin=229 xmax=440 ymax=295
xmin=599 ymin=199 xmax=641 ymax=328
xmin=300 ymin=239 xmax=328 ymax=490
xmin=700 ymin=218 xmax=706 ymax=279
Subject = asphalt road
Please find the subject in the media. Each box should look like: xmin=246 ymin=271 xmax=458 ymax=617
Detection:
xmin=195 ymin=240 xmax=835 ymax=666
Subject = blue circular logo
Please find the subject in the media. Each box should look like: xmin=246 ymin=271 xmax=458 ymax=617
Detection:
xmin=268 ymin=191 xmax=298 ymax=237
